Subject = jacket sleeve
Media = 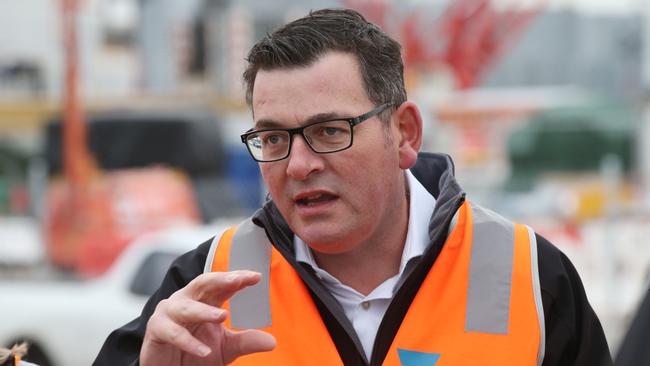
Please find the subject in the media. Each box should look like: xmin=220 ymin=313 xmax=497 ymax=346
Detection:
xmin=537 ymin=234 xmax=613 ymax=366
xmin=614 ymin=286 xmax=650 ymax=365
xmin=92 ymin=239 xmax=213 ymax=366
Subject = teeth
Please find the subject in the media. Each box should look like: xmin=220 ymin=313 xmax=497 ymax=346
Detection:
xmin=297 ymin=193 xmax=330 ymax=205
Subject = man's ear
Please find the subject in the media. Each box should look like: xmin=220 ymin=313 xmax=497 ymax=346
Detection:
xmin=393 ymin=101 xmax=423 ymax=169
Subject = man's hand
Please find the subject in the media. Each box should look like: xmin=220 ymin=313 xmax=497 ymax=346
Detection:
xmin=141 ymin=270 xmax=276 ymax=366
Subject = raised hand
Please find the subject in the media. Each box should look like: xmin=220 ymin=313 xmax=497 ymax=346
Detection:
xmin=140 ymin=270 xmax=276 ymax=366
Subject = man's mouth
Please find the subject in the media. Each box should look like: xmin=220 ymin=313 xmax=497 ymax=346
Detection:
xmin=295 ymin=192 xmax=337 ymax=206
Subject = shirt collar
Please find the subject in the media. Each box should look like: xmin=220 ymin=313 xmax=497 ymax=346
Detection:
xmin=295 ymin=169 xmax=436 ymax=276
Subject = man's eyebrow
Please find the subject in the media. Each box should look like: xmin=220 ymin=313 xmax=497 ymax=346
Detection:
xmin=254 ymin=119 xmax=284 ymax=130
xmin=254 ymin=112 xmax=346 ymax=130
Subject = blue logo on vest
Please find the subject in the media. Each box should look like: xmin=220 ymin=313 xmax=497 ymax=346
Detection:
xmin=397 ymin=349 xmax=441 ymax=366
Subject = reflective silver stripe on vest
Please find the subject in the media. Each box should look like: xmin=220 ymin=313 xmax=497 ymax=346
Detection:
xmin=208 ymin=219 xmax=272 ymax=329
xmin=527 ymin=225 xmax=546 ymax=366
xmin=203 ymin=235 xmax=220 ymax=274
xmin=465 ymin=204 xmax=515 ymax=334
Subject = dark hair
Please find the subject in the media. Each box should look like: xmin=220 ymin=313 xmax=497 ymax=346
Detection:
xmin=243 ymin=8 xmax=406 ymax=116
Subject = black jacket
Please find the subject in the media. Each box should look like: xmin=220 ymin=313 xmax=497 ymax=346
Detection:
xmin=94 ymin=153 xmax=612 ymax=366
xmin=615 ymin=287 xmax=650 ymax=365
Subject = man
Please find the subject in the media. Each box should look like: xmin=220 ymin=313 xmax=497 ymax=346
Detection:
xmin=95 ymin=8 xmax=612 ymax=366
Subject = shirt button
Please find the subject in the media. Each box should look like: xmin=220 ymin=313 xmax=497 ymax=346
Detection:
xmin=361 ymin=301 xmax=370 ymax=310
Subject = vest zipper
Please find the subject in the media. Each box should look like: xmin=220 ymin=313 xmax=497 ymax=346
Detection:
xmin=369 ymin=194 xmax=466 ymax=366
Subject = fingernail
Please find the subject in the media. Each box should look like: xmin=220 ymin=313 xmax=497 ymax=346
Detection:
xmin=198 ymin=345 xmax=211 ymax=357
xmin=242 ymin=270 xmax=261 ymax=277
xmin=226 ymin=271 xmax=260 ymax=282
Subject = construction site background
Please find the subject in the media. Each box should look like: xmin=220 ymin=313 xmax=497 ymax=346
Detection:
xmin=0 ymin=0 xmax=648 ymax=360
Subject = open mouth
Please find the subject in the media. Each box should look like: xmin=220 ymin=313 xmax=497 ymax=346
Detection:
xmin=296 ymin=193 xmax=338 ymax=206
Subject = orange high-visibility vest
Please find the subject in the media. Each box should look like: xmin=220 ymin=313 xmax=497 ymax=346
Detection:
xmin=205 ymin=201 xmax=545 ymax=365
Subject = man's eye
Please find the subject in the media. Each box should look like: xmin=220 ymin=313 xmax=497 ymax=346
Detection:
xmin=314 ymin=125 xmax=347 ymax=137
xmin=323 ymin=127 xmax=341 ymax=136
xmin=263 ymin=133 xmax=286 ymax=145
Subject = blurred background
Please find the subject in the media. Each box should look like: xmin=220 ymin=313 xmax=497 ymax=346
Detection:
xmin=0 ymin=0 xmax=648 ymax=364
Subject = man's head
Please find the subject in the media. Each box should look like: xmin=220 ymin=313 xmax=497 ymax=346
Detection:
xmin=243 ymin=9 xmax=422 ymax=256
xmin=243 ymin=8 xmax=406 ymax=117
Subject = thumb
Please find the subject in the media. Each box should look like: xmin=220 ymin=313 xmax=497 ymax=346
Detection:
xmin=223 ymin=329 xmax=276 ymax=364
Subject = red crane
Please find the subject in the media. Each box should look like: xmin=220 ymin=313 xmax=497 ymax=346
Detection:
xmin=46 ymin=0 xmax=200 ymax=276
xmin=342 ymin=0 xmax=545 ymax=89
xmin=47 ymin=0 xmax=107 ymax=271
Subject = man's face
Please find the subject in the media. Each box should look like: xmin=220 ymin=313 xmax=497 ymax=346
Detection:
xmin=252 ymin=51 xmax=407 ymax=254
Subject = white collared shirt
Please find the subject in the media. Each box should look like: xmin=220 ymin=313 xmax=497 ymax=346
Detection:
xmin=295 ymin=170 xmax=436 ymax=361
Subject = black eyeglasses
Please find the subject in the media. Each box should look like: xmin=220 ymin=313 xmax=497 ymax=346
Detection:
xmin=240 ymin=103 xmax=393 ymax=162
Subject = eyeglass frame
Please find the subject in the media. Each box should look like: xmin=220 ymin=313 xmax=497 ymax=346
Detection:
xmin=240 ymin=103 xmax=394 ymax=163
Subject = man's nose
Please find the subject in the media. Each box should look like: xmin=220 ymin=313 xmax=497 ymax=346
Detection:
xmin=285 ymin=134 xmax=324 ymax=180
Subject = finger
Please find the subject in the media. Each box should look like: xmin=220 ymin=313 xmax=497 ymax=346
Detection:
xmin=165 ymin=298 xmax=228 ymax=325
xmin=147 ymin=313 xmax=213 ymax=358
xmin=183 ymin=270 xmax=262 ymax=306
xmin=222 ymin=329 xmax=276 ymax=364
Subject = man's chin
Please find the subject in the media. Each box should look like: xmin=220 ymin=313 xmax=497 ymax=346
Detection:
xmin=300 ymin=231 xmax=358 ymax=255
